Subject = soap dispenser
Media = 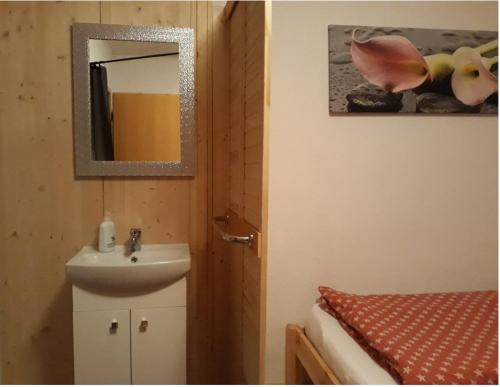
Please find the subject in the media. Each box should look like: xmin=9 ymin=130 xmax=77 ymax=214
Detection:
xmin=98 ymin=212 xmax=116 ymax=252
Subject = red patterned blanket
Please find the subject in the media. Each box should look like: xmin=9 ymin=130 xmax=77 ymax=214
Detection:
xmin=319 ymin=287 xmax=498 ymax=385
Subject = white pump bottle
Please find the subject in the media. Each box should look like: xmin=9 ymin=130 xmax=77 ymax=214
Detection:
xmin=98 ymin=212 xmax=116 ymax=252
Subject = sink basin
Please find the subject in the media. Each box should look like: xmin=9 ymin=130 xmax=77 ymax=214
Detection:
xmin=66 ymin=244 xmax=190 ymax=291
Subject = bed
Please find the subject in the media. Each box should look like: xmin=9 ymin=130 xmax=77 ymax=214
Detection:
xmin=286 ymin=288 xmax=498 ymax=385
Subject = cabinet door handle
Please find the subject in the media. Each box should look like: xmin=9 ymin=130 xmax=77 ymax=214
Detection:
xmin=140 ymin=318 xmax=148 ymax=331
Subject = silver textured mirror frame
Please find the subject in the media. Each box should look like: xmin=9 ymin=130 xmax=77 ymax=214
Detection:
xmin=72 ymin=23 xmax=195 ymax=176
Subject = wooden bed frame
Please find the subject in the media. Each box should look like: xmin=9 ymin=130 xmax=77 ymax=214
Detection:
xmin=286 ymin=324 xmax=342 ymax=385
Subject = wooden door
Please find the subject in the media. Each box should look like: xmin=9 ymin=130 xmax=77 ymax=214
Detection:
xmin=131 ymin=307 xmax=186 ymax=384
xmin=113 ymin=93 xmax=181 ymax=161
xmin=73 ymin=309 xmax=131 ymax=384
xmin=211 ymin=1 xmax=271 ymax=384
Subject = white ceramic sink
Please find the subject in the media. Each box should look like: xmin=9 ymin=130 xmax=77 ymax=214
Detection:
xmin=65 ymin=244 xmax=190 ymax=291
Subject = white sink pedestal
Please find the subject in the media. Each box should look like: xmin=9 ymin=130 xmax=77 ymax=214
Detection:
xmin=66 ymin=244 xmax=190 ymax=385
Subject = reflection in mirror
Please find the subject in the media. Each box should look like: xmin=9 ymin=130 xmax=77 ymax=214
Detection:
xmin=88 ymin=40 xmax=180 ymax=162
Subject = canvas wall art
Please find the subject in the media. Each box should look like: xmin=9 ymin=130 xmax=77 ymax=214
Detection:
xmin=329 ymin=25 xmax=498 ymax=114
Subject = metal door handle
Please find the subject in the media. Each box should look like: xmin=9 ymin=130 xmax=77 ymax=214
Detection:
xmin=140 ymin=318 xmax=148 ymax=331
xmin=212 ymin=215 xmax=254 ymax=247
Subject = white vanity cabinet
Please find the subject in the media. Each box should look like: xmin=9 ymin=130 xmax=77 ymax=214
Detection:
xmin=72 ymin=278 xmax=187 ymax=385
xmin=74 ymin=309 xmax=131 ymax=384
xmin=131 ymin=307 xmax=186 ymax=384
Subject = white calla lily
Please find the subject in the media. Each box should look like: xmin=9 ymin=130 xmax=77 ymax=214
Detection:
xmin=451 ymin=47 xmax=498 ymax=106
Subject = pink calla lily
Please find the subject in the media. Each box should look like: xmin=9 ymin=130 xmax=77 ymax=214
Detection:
xmin=451 ymin=47 xmax=498 ymax=106
xmin=350 ymin=30 xmax=429 ymax=93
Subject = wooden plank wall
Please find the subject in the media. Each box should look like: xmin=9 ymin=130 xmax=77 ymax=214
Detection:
xmin=189 ymin=1 xmax=212 ymax=383
xmin=210 ymin=1 xmax=237 ymax=384
xmin=243 ymin=3 xmax=268 ymax=384
xmin=242 ymin=3 xmax=269 ymax=384
xmin=210 ymin=1 xmax=269 ymax=384
xmin=0 ymin=3 xmax=103 ymax=383
xmin=0 ymin=1 xmax=215 ymax=383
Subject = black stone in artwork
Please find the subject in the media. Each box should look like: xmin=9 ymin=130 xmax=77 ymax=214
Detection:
xmin=329 ymin=25 xmax=498 ymax=114
xmin=416 ymin=93 xmax=479 ymax=114
xmin=346 ymin=84 xmax=403 ymax=112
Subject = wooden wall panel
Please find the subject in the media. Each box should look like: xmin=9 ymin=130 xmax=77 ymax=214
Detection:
xmin=211 ymin=1 xmax=270 ymax=384
xmin=102 ymin=178 xmax=190 ymax=244
xmin=189 ymin=0 xmax=212 ymax=383
xmin=229 ymin=4 xmax=246 ymax=217
xmin=210 ymin=1 xmax=232 ymax=383
xmin=242 ymin=2 xmax=269 ymax=384
xmin=0 ymin=2 xmax=102 ymax=383
xmin=100 ymin=1 xmax=192 ymax=28
xmin=209 ymin=8 xmax=254 ymax=384
xmin=243 ymin=3 xmax=267 ymax=380
xmin=1 ymin=1 xmax=212 ymax=383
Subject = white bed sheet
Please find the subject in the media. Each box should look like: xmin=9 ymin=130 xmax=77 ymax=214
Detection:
xmin=304 ymin=304 xmax=398 ymax=385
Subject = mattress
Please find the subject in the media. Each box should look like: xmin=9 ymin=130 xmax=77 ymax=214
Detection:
xmin=305 ymin=304 xmax=398 ymax=385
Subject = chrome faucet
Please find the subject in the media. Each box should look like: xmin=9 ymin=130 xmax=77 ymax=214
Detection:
xmin=128 ymin=228 xmax=142 ymax=253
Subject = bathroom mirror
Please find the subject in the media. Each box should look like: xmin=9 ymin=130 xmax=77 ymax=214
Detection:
xmin=72 ymin=23 xmax=195 ymax=176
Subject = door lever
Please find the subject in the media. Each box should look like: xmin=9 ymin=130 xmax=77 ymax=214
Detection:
xmin=212 ymin=215 xmax=254 ymax=247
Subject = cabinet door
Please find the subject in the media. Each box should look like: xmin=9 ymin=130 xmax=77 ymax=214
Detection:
xmin=131 ymin=307 xmax=186 ymax=384
xmin=73 ymin=309 xmax=131 ymax=384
